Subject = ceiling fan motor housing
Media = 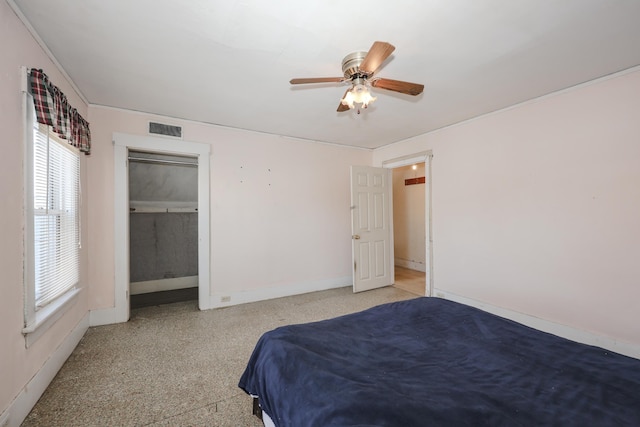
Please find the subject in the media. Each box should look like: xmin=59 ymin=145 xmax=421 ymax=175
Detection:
xmin=342 ymin=51 xmax=369 ymax=80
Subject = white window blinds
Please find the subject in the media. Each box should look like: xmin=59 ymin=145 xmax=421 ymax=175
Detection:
xmin=33 ymin=122 xmax=80 ymax=308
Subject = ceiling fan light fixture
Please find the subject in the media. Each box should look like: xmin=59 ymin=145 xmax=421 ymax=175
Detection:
xmin=290 ymin=41 xmax=423 ymax=113
xmin=340 ymin=84 xmax=376 ymax=109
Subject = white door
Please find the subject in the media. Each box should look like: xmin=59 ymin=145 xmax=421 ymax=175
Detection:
xmin=351 ymin=166 xmax=393 ymax=293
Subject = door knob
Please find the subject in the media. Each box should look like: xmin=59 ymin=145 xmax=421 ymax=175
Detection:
xmin=352 ymin=235 xmax=360 ymax=240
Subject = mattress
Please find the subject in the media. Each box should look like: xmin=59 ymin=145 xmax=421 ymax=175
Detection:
xmin=239 ymin=297 xmax=640 ymax=426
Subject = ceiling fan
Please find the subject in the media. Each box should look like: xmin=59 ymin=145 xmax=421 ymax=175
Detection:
xmin=290 ymin=41 xmax=424 ymax=113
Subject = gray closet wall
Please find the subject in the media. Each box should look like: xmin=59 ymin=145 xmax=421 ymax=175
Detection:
xmin=128 ymin=151 xmax=198 ymax=290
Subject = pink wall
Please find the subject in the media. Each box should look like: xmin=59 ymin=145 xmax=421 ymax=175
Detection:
xmin=87 ymin=106 xmax=371 ymax=309
xmin=0 ymin=1 xmax=90 ymax=416
xmin=374 ymin=68 xmax=640 ymax=346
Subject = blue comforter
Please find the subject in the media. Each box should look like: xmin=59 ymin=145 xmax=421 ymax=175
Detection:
xmin=239 ymin=297 xmax=640 ymax=426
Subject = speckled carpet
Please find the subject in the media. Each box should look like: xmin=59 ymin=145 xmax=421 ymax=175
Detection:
xmin=22 ymin=286 xmax=416 ymax=426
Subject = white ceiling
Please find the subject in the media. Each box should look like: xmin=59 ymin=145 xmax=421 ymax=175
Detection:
xmin=11 ymin=0 xmax=640 ymax=149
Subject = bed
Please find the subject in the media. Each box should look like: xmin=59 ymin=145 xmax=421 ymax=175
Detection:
xmin=239 ymin=297 xmax=640 ymax=426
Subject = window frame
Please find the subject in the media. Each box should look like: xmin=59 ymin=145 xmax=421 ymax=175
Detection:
xmin=23 ymin=89 xmax=81 ymax=347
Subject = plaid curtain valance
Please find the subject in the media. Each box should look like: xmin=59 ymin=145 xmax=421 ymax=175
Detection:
xmin=29 ymin=68 xmax=91 ymax=155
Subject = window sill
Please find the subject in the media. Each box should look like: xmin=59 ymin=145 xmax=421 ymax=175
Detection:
xmin=23 ymin=288 xmax=82 ymax=348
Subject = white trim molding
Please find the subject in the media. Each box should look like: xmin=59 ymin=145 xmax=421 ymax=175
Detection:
xmin=382 ymin=150 xmax=434 ymax=296
xmin=209 ymin=276 xmax=352 ymax=309
xmin=394 ymin=259 xmax=427 ymax=273
xmin=130 ymin=276 xmax=198 ymax=295
xmin=110 ymin=133 xmax=212 ymax=324
xmin=22 ymin=288 xmax=82 ymax=347
xmin=8 ymin=3 xmax=88 ymax=104
xmin=5 ymin=313 xmax=89 ymax=427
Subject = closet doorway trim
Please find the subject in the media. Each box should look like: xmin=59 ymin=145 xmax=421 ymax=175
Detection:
xmin=113 ymin=132 xmax=212 ymax=322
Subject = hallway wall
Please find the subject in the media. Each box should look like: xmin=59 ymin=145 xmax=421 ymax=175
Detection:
xmin=392 ymin=164 xmax=426 ymax=271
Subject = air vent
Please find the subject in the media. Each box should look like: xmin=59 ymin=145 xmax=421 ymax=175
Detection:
xmin=149 ymin=122 xmax=182 ymax=139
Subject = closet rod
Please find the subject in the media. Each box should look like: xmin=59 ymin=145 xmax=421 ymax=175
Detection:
xmin=128 ymin=156 xmax=197 ymax=167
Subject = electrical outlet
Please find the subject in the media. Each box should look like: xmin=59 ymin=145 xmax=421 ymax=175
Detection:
xmin=220 ymin=296 xmax=231 ymax=303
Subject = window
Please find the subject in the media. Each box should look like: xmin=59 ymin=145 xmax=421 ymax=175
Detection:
xmin=24 ymin=95 xmax=81 ymax=343
xmin=33 ymin=121 xmax=80 ymax=305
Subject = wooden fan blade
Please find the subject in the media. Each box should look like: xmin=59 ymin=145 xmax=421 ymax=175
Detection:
xmin=290 ymin=77 xmax=344 ymax=84
xmin=337 ymin=89 xmax=351 ymax=112
xmin=337 ymin=102 xmax=351 ymax=112
xmin=359 ymin=41 xmax=396 ymax=74
xmin=371 ymin=78 xmax=424 ymax=96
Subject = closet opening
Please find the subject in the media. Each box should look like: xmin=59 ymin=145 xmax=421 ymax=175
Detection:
xmin=128 ymin=150 xmax=199 ymax=309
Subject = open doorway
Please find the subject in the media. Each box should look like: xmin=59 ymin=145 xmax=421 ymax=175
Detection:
xmin=113 ymin=133 xmax=211 ymax=323
xmin=128 ymin=150 xmax=199 ymax=309
xmin=391 ymin=163 xmax=427 ymax=296
xmin=381 ymin=151 xmax=432 ymax=297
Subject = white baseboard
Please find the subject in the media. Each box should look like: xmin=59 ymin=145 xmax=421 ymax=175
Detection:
xmin=92 ymin=277 xmax=352 ymax=316
xmin=90 ymin=277 xmax=199 ymax=325
xmin=208 ymin=276 xmax=352 ymax=309
xmin=394 ymin=259 xmax=426 ymax=272
xmin=433 ymin=288 xmax=640 ymax=360
xmin=130 ymin=276 xmax=198 ymax=295
xmin=89 ymin=306 xmax=119 ymax=327
xmin=3 ymin=313 xmax=89 ymax=427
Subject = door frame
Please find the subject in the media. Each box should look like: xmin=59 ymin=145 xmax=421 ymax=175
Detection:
xmin=113 ymin=133 xmax=211 ymax=322
xmin=382 ymin=151 xmax=433 ymax=296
